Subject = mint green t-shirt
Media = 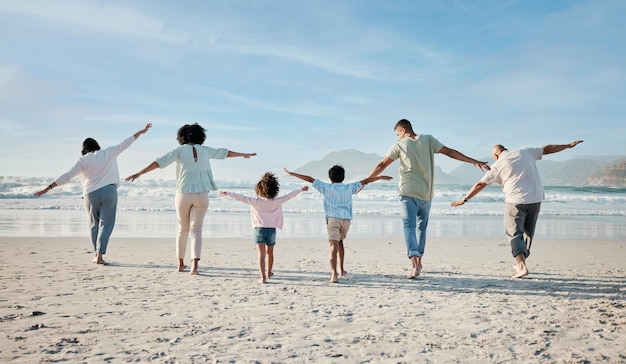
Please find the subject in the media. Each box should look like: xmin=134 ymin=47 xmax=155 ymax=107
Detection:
xmin=156 ymin=144 xmax=228 ymax=193
xmin=385 ymin=134 xmax=444 ymax=200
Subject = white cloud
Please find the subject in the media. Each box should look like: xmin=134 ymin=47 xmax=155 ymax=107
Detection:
xmin=0 ymin=0 xmax=185 ymax=43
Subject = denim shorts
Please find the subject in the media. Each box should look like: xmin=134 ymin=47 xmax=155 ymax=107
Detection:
xmin=254 ymin=227 xmax=277 ymax=246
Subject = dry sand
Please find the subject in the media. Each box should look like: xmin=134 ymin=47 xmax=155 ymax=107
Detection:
xmin=0 ymin=236 xmax=624 ymax=363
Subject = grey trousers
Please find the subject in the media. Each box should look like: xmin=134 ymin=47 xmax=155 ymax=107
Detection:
xmin=84 ymin=184 xmax=118 ymax=254
xmin=504 ymin=202 xmax=541 ymax=258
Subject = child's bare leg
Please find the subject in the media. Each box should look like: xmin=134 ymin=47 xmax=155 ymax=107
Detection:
xmin=266 ymin=245 xmax=274 ymax=279
xmin=177 ymin=258 xmax=187 ymax=272
xmin=337 ymin=240 xmax=347 ymax=277
xmin=190 ymin=258 xmax=199 ymax=275
xmin=329 ymin=240 xmax=339 ymax=283
xmin=257 ymin=243 xmax=267 ymax=283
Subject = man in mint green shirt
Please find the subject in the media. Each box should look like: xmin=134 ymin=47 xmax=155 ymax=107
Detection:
xmin=367 ymin=119 xmax=490 ymax=279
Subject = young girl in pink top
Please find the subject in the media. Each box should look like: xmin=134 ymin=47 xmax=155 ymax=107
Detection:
xmin=220 ymin=172 xmax=307 ymax=283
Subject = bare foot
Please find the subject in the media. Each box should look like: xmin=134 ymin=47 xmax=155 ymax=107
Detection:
xmin=330 ymin=274 xmax=338 ymax=283
xmin=190 ymin=259 xmax=199 ymax=275
xmin=406 ymin=266 xmax=421 ymax=279
xmin=177 ymin=265 xmax=187 ymax=272
xmin=259 ymin=277 xmax=267 ymax=284
xmin=340 ymin=270 xmax=348 ymax=278
xmin=267 ymin=272 xmax=274 ymax=280
xmin=511 ymin=263 xmax=529 ymax=279
xmin=96 ymin=260 xmax=109 ymax=265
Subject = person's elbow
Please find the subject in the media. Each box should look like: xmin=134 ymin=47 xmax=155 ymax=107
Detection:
xmin=438 ymin=146 xmax=454 ymax=157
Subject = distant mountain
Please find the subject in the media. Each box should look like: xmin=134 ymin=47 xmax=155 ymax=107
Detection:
xmin=450 ymin=155 xmax=617 ymax=186
xmin=288 ymin=149 xmax=460 ymax=184
xmin=584 ymin=159 xmax=626 ymax=188
xmin=449 ymin=158 xmax=491 ymax=184
xmin=287 ymin=149 xmax=626 ymax=187
xmin=434 ymin=166 xmax=464 ymax=185
xmin=289 ymin=149 xmax=388 ymax=181
xmin=541 ymin=159 xmax=604 ymax=186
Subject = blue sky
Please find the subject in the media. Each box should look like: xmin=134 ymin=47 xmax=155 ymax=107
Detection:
xmin=1 ymin=0 xmax=624 ymax=182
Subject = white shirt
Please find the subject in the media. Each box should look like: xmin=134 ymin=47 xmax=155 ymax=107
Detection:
xmin=55 ymin=136 xmax=136 ymax=195
xmin=481 ymin=148 xmax=544 ymax=204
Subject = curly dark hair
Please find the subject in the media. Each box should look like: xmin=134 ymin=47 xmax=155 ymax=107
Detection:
xmin=177 ymin=123 xmax=206 ymax=145
xmin=255 ymin=172 xmax=280 ymax=199
xmin=328 ymin=165 xmax=345 ymax=183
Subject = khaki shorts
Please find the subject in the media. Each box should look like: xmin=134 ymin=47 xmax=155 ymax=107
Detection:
xmin=326 ymin=217 xmax=351 ymax=241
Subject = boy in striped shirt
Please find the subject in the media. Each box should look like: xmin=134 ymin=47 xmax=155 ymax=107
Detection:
xmin=284 ymin=166 xmax=392 ymax=283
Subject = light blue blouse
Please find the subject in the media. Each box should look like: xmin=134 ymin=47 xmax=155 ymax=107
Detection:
xmin=312 ymin=179 xmax=362 ymax=220
xmin=156 ymin=144 xmax=228 ymax=193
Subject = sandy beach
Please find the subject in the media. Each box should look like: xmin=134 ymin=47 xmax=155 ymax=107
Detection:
xmin=1 ymin=236 xmax=624 ymax=363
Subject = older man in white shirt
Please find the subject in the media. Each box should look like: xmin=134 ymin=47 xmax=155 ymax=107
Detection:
xmin=451 ymin=140 xmax=584 ymax=278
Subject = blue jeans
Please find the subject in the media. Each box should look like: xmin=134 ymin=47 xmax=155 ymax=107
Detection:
xmin=399 ymin=195 xmax=431 ymax=258
xmin=84 ymin=184 xmax=118 ymax=254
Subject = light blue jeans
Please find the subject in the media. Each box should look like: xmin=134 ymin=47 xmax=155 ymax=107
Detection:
xmin=84 ymin=184 xmax=118 ymax=254
xmin=399 ymin=195 xmax=431 ymax=258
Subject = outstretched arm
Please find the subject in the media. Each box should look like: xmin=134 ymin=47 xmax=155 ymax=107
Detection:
xmin=439 ymin=146 xmax=490 ymax=172
xmin=126 ymin=161 xmax=160 ymax=182
xmin=543 ymin=140 xmax=583 ymax=155
xmin=360 ymin=175 xmax=393 ymax=186
xmin=450 ymin=181 xmax=488 ymax=207
xmin=133 ymin=123 xmax=152 ymax=139
xmin=227 ymin=151 xmax=256 ymax=158
xmin=34 ymin=182 xmax=58 ymax=196
xmin=283 ymin=168 xmax=315 ymax=183
xmin=367 ymin=157 xmax=394 ymax=178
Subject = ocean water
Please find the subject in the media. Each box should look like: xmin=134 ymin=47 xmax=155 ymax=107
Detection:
xmin=1 ymin=176 xmax=625 ymax=240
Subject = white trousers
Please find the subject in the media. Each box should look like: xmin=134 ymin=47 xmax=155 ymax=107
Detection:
xmin=175 ymin=192 xmax=209 ymax=260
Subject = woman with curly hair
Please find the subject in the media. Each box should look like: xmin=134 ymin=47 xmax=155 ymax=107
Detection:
xmin=126 ymin=123 xmax=256 ymax=275
xmin=221 ymin=172 xmax=308 ymax=283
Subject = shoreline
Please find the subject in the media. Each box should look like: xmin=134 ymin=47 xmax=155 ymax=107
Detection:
xmin=1 ymin=236 xmax=624 ymax=362
xmin=1 ymin=209 xmax=625 ymax=240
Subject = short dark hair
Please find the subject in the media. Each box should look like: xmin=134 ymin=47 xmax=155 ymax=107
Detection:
xmin=255 ymin=172 xmax=280 ymax=199
xmin=328 ymin=165 xmax=345 ymax=183
xmin=394 ymin=119 xmax=414 ymax=133
xmin=177 ymin=123 xmax=206 ymax=145
xmin=81 ymin=138 xmax=101 ymax=155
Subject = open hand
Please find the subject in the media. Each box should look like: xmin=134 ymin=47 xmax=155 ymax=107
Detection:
xmin=474 ymin=161 xmax=490 ymax=172
xmin=125 ymin=174 xmax=140 ymax=182
xmin=450 ymin=199 xmax=465 ymax=207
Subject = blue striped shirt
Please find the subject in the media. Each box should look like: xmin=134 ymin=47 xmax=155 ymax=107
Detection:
xmin=312 ymin=180 xmax=362 ymax=220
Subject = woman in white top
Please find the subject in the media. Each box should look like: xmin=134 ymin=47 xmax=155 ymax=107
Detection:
xmin=126 ymin=123 xmax=256 ymax=275
xmin=34 ymin=123 xmax=152 ymax=265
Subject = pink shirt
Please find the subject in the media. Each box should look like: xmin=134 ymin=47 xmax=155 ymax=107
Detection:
xmin=223 ymin=188 xmax=304 ymax=229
